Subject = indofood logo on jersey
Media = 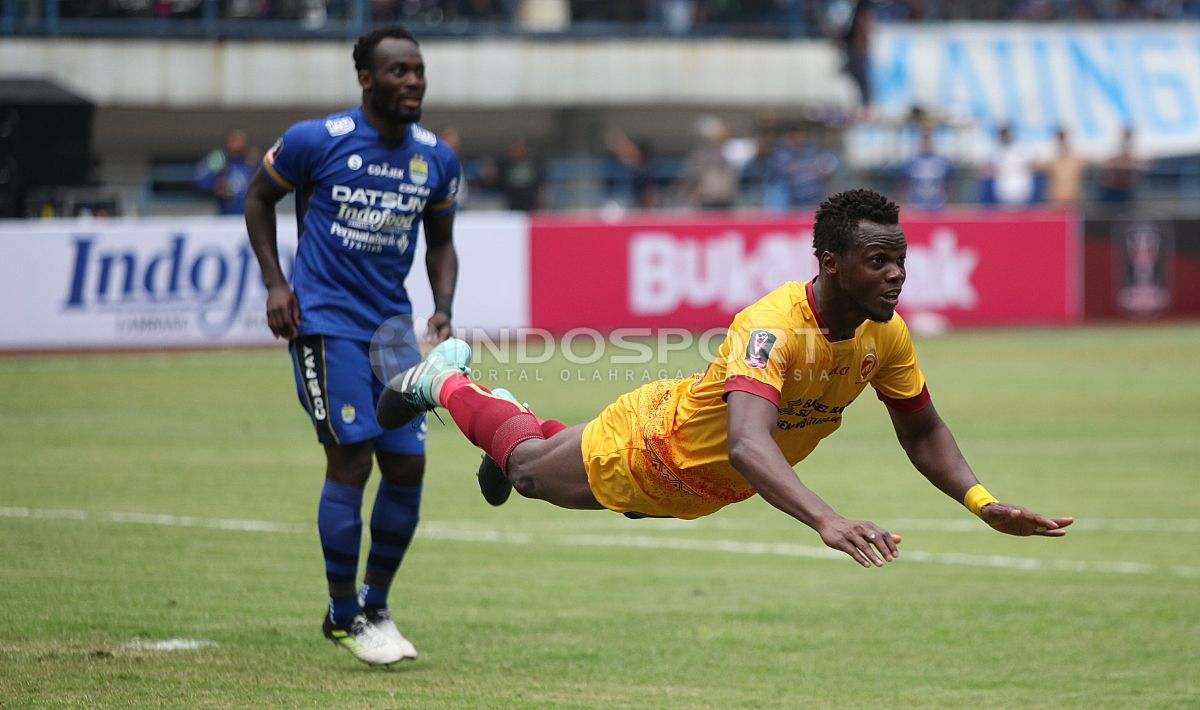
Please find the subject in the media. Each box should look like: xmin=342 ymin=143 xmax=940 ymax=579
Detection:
xmin=63 ymin=232 xmax=292 ymax=339
xmin=408 ymin=155 xmax=429 ymax=186
xmin=331 ymin=184 xmax=427 ymax=232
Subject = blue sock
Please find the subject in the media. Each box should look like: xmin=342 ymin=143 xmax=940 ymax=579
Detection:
xmin=318 ymin=480 xmax=364 ymax=626
xmin=361 ymin=481 xmax=422 ymax=610
xmin=328 ymin=596 xmax=362 ymax=628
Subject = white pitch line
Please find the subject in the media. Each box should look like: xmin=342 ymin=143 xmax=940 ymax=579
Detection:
xmin=416 ymin=527 xmax=1200 ymax=578
xmin=0 ymin=506 xmax=309 ymax=534
xmin=415 ymin=515 xmax=1200 ymax=534
xmin=125 ymin=638 xmax=218 ymax=651
xmin=3 ymin=506 xmax=1197 ymax=579
xmin=882 ymin=518 xmax=1200 ymax=534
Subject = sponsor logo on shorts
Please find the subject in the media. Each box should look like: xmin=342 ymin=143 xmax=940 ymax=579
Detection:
xmin=341 ymin=403 xmax=356 ymax=424
xmin=744 ymin=329 xmax=777 ymax=369
xmin=301 ymin=344 xmax=327 ymax=421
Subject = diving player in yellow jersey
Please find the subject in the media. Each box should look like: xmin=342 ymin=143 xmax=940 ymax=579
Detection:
xmin=379 ymin=188 xmax=1073 ymax=567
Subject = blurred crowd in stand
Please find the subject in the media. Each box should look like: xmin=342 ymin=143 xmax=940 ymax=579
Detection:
xmin=179 ymin=112 xmax=1153 ymax=217
xmin=61 ymin=91 xmax=1146 ymax=222
xmin=10 ymin=0 xmax=1188 ymax=216
xmin=344 ymin=114 xmax=1147 ymax=216
xmin=23 ymin=0 xmax=1200 ymax=30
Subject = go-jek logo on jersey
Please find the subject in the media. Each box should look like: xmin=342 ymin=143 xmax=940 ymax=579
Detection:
xmin=367 ymin=162 xmax=405 ymax=179
xmin=63 ymin=233 xmax=290 ymax=338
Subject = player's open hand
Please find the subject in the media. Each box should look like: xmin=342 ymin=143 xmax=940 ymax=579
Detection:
xmin=980 ymin=503 xmax=1073 ymax=537
xmin=818 ymin=517 xmax=903 ymax=568
xmin=266 ymin=284 xmax=300 ymax=340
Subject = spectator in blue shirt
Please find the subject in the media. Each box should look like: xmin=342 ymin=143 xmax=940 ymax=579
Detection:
xmin=762 ymin=122 xmax=838 ymax=211
xmin=194 ymin=129 xmax=258 ymax=216
xmin=900 ymin=126 xmax=953 ymax=210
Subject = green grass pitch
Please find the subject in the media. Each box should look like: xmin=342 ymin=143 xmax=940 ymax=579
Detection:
xmin=1 ymin=325 xmax=1198 ymax=708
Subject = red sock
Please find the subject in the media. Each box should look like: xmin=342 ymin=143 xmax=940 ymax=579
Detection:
xmin=439 ymin=374 xmax=544 ymax=472
xmin=540 ymin=419 xmax=567 ymax=438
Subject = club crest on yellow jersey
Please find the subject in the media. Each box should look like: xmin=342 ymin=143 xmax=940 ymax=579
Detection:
xmin=858 ymin=353 xmax=877 ymax=382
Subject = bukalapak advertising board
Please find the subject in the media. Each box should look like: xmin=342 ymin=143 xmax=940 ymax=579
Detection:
xmin=529 ymin=210 xmax=1081 ymax=332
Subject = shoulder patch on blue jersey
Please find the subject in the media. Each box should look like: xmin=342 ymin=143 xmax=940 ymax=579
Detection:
xmin=325 ymin=116 xmax=356 ymax=137
xmin=411 ymin=125 xmax=438 ymax=147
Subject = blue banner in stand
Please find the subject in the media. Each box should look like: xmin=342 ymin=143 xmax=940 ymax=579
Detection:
xmin=870 ymin=23 xmax=1200 ymax=160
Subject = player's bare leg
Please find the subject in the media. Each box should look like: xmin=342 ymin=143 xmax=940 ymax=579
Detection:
xmin=476 ymin=389 xmax=572 ymax=507
xmin=504 ymin=425 xmax=602 ymax=510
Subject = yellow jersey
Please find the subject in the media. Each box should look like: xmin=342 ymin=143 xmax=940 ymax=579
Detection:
xmin=643 ymin=278 xmax=929 ymax=506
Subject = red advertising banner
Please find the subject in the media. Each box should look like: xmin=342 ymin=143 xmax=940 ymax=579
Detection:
xmin=530 ymin=210 xmax=1080 ymax=331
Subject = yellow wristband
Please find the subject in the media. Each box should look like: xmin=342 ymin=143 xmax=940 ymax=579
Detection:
xmin=963 ymin=483 xmax=999 ymax=517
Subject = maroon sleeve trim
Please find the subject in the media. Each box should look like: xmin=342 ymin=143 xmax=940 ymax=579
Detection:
xmin=876 ymin=384 xmax=931 ymax=413
xmin=723 ymin=375 xmax=782 ymax=407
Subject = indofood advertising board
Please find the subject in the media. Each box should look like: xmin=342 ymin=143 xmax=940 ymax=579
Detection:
xmin=0 ymin=214 xmax=528 ymax=351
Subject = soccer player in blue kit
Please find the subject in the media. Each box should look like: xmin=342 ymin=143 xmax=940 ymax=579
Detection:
xmin=244 ymin=25 xmax=460 ymax=666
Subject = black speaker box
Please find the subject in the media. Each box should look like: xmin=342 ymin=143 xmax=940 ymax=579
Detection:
xmin=0 ymin=79 xmax=95 ymax=217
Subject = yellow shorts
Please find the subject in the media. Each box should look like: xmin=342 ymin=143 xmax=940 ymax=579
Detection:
xmin=581 ymin=380 xmax=733 ymax=520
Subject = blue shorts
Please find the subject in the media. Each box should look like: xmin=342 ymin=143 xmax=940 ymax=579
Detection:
xmin=289 ymin=334 xmax=426 ymax=454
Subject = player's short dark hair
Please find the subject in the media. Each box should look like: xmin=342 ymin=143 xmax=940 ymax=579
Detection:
xmin=354 ymin=25 xmax=419 ymax=72
xmin=812 ymin=188 xmax=900 ymax=257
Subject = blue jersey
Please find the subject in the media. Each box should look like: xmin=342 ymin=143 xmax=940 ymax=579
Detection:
xmin=194 ymin=150 xmax=257 ymax=215
xmin=764 ymin=143 xmax=838 ymax=208
xmin=901 ymin=152 xmax=953 ymax=210
xmin=263 ymin=107 xmax=460 ymax=342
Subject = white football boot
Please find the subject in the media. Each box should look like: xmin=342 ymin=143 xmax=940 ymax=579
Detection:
xmin=321 ymin=613 xmax=406 ymax=665
xmin=364 ymin=608 xmax=418 ymax=660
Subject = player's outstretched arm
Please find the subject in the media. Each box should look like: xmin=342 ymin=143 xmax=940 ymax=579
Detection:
xmin=727 ymin=391 xmax=900 ymax=568
xmin=887 ymin=402 xmax=1073 ymax=537
xmin=244 ymin=169 xmax=299 ymax=340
